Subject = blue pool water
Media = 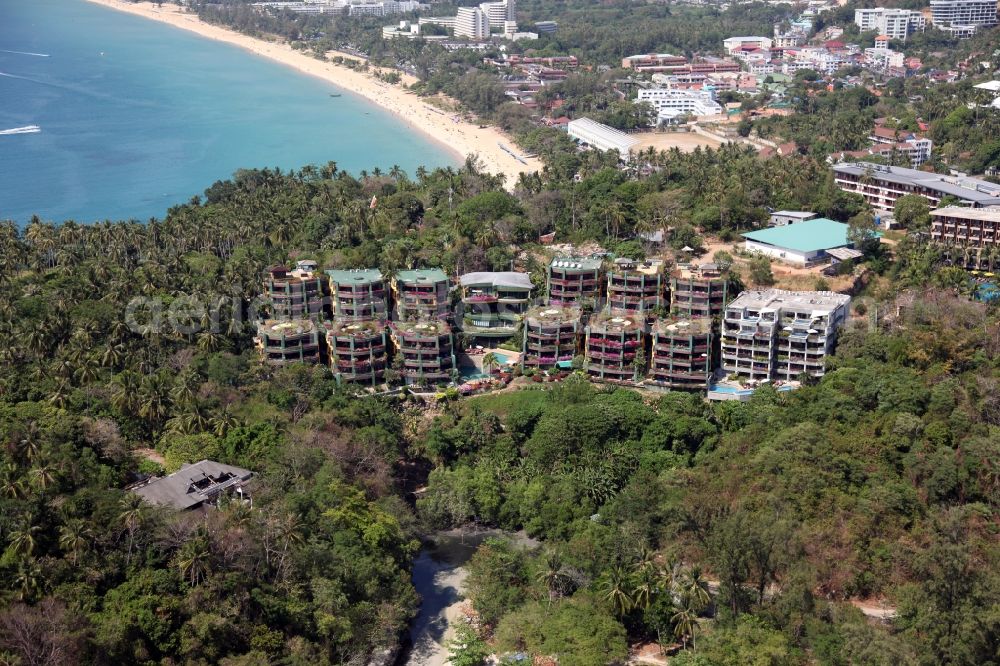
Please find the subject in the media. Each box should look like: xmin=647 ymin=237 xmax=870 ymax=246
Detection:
xmin=0 ymin=0 xmax=454 ymax=223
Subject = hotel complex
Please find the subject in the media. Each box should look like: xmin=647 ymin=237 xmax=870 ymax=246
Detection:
xmin=930 ymin=206 xmax=1000 ymax=249
xmin=832 ymin=162 xmax=1000 ymax=211
xmin=252 ymin=251 xmax=861 ymax=391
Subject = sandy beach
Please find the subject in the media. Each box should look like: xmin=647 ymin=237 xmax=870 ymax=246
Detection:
xmin=84 ymin=0 xmax=542 ymax=186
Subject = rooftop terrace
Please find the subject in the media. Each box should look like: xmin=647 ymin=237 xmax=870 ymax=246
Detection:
xmin=550 ymin=255 xmax=605 ymax=271
xmin=726 ymin=288 xmax=851 ymax=313
xmin=258 ymin=319 xmax=319 ymax=336
xmin=460 ymin=271 xmax=533 ymax=289
xmin=653 ymin=317 xmax=714 ymax=336
xmin=524 ymin=304 xmax=582 ymax=326
xmin=589 ymin=312 xmax=644 ymax=334
xmin=392 ymin=319 xmax=452 ymax=336
xmin=609 ymin=258 xmax=664 ymax=276
xmin=326 ymin=319 xmax=385 ymax=337
xmin=326 ymin=268 xmax=383 ymax=283
xmin=396 ymin=268 xmax=449 ymax=284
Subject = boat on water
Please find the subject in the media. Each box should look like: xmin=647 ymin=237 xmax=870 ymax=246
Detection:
xmin=0 ymin=125 xmax=41 ymax=136
xmin=329 ymin=93 xmax=342 ymax=97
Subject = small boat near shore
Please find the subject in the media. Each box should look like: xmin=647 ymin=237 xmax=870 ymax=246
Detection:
xmin=329 ymin=93 xmax=342 ymax=97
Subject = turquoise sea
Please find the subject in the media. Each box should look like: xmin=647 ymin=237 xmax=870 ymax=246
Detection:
xmin=0 ymin=0 xmax=455 ymax=223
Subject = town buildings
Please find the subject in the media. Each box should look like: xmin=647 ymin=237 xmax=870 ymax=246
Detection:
xmin=769 ymin=211 xmax=818 ymax=227
xmin=459 ymin=271 xmax=533 ymax=341
xmin=256 ymin=319 xmax=323 ymax=365
xmin=606 ymin=258 xmax=666 ymax=315
xmin=721 ymin=289 xmax=851 ymax=382
xmin=546 ymin=255 xmax=604 ymax=306
xmin=742 ymin=218 xmax=867 ymax=267
xmin=264 ymin=261 xmax=326 ymax=320
xmin=832 ymin=162 xmax=1000 ymax=211
xmin=621 ymin=53 xmax=689 ymax=72
xmin=522 ymin=305 xmax=581 ymax=370
xmin=393 ymin=268 xmax=451 ymax=320
xmin=723 ymin=36 xmax=773 ymax=54
xmin=930 ymin=0 xmax=997 ymax=37
xmin=670 ymin=263 xmax=731 ymax=319
xmin=455 ymin=6 xmax=490 ymax=39
xmin=636 ymin=88 xmax=723 ymax=121
xmin=647 ymin=317 xmax=714 ymax=390
xmin=854 ymin=8 xmax=926 ymax=40
xmin=567 ymin=118 xmax=639 ymax=161
xmin=585 ymin=312 xmax=645 ymax=383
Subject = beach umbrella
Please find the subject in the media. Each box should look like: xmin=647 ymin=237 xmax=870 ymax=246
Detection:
xmin=681 ymin=245 xmax=694 ymax=252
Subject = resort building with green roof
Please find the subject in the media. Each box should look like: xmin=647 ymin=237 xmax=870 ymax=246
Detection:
xmin=326 ymin=269 xmax=387 ymax=322
xmin=392 ymin=268 xmax=451 ymax=320
xmin=546 ymin=256 xmax=604 ymax=306
xmin=741 ymin=218 xmax=867 ymax=266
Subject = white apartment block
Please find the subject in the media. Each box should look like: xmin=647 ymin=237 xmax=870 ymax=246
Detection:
xmin=930 ymin=0 xmax=997 ymax=30
xmin=721 ymin=289 xmax=851 ymax=381
xmin=854 ymin=8 xmax=926 ymax=40
xmin=864 ymin=46 xmax=905 ymax=71
xmin=454 ymin=6 xmax=490 ymax=39
xmin=723 ymin=36 xmax=773 ymax=53
xmin=480 ymin=0 xmax=515 ymax=28
xmin=567 ymin=118 xmax=639 ymax=160
xmin=637 ymin=88 xmax=723 ymax=119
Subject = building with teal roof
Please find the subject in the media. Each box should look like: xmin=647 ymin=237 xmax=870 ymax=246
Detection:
xmin=742 ymin=218 xmax=876 ymax=266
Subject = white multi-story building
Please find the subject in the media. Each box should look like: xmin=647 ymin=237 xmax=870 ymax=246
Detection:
xmin=721 ymin=289 xmax=851 ymax=381
xmin=636 ymin=88 xmax=723 ymax=119
xmin=854 ymin=8 xmax=926 ymax=39
xmin=454 ymin=6 xmax=490 ymax=38
xmin=723 ymin=36 xmax=773 ymax=54
xmin=480 ymin=0 xmax=515 ymax=28
xmin=930 ymin=0 xmax=997 ymax=31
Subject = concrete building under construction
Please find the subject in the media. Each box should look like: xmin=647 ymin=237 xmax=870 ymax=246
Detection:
xmin=521 ymin=304 xmax=582 ymax=370
xmin=325 ymin=319 xmax=388 ymax=385
xmin=585 ymin=312 xmax=645 ymax=383
xmin=721 ymin=289 xmax=851 ymax=381
xmin=647 ymin=317 xmax=714 ymax=390
xmin=256 ymin=319 xmax=323 ymax=365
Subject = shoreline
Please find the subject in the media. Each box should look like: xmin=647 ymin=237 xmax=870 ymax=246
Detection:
xmin=83 ymin=0 xmax=541 ymax=186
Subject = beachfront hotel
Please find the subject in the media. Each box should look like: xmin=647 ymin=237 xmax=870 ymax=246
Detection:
xmin=721 ymin=289 xmax=851 ymax=382
xmin=670 ymin=263 xmax=732 ymax=319
xmin=325 ymin=319 xmax=388 ymax=385
xmin=392 ymin=268 xmax=451 ymax=321
xmin=256 ymin=319 xmax=323 ymax=365
xmin=647 ymin=317 xmax=715 ymax=391
xmin=584 ymin=312 xmax=646 ymax=383
xmin=832 ymin=162 xmax=1000 ymax=212
xmin=389 ymin=319 xmax=457 ymax=384
xmin=930 ymin=206 xmax=1000 ymax=248
xmin=458 ymin=271 xmax=533 ymax=342
xmin=606 ymin=258 xmax=666 ymax=315
xmin=264 ymin=261 xmax=327 ymax=320
xmin=546 ymin=256 xmax=604 ymax=306
xmin=522 ymin=304 xmax=582 ymax=371
xmin=327 ymin=268 xmax=388 ymax=322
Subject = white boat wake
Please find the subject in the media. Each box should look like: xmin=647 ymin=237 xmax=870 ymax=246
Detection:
xmin=0 ymin=49 xmax=50 ymax=57
xmin=0 ymin=125 xmax=41 ymax=136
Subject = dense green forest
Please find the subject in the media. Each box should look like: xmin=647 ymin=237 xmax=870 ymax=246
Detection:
xmin=0 ymin=149 xmax=996 ymax=664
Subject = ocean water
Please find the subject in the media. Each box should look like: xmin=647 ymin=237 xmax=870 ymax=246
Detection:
xmin=0 ymin=0 xmax=455 ymax=223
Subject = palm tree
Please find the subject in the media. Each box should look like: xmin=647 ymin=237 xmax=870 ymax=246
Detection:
xmin=536 ymin=551 xmax=570 ymax=604
xmin=671 ymin=605 xmax=700 ymax=650
xmin=482 ymin=352 xmax=500 ymax=375
xmin=14 ymin=562 xmax=43 ymax=601
xmin=59 ymin=519 xmax=92 ymax=565
xmin=175 ymin=537 xmax=212 ymax=586
xmin=679 ymin=566 xmax=712 ymax=612
xmin=599 ymin=565 xmax=634 ymax=616
xmin=119 ymin=494 xmax=146 ymax=563
xmin=9 ymin=517 xmax=41 ymax=556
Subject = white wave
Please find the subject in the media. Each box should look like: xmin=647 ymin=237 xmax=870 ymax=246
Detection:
xmin=0 ymin=49 xmax=50 ymax=57
xmin=0 ymin=125 xmax=41 ymax=136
